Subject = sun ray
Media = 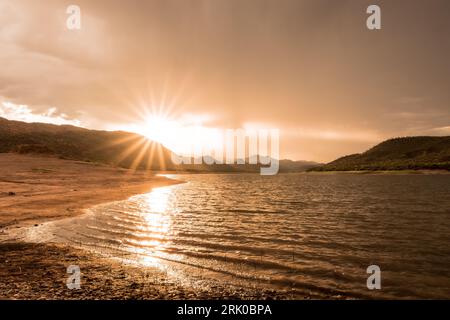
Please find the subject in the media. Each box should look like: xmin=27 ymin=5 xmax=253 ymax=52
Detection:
xmin=94 ymin=134 xmax=141 ymax=152
xmin=159 ymin=73 xmax=171 ymax=117
xmin=130 ymin=139 xmax=151 ymax=172
xmin=114 ymin=137 xmax=147 ymax=166
xmin=156 ymin=143 xmax=167 ymax=171
xmin=146 ymin=141 xmax=157 ymax=171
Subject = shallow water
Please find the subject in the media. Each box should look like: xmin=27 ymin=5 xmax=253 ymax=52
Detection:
xmin=27 ymin=173 xmax=450 ymax=298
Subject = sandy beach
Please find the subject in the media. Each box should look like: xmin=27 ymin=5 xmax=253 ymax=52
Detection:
xmin=0 ymin=154 xmax=299 ymax=300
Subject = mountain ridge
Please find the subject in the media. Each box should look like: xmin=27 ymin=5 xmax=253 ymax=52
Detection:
xmin=0 ymin=117 xmax=173 ymax=170
xmin=311 ymin=136 xmax=450 ymax=171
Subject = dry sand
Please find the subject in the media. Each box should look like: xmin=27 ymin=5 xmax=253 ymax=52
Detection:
xmin=0 ymin=154 xmax=299 ymax=300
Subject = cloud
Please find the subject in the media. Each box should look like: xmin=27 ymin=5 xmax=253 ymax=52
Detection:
xmin=0 ymin=101 xmax=82 ymax=126
xmin=286 ymin=127 xmax=382 ymax=143
xmin=427 ymin=126 xmax=450 ymax=135
xmin=1 ymin=0 xmax=450 ymax=161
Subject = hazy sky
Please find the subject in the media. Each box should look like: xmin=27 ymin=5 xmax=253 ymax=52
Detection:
xmin=1 ymin=0 xmax=449 ymax=161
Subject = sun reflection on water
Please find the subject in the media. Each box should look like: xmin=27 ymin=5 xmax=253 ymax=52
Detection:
xmin=134 ymin=186 xmax=174 ymax=267
xmin=145 ymin=186 xmax=171 ymax=214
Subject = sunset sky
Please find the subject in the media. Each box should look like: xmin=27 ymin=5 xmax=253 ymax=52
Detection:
xmin=1 ymin=0 xmax=449 ymax=162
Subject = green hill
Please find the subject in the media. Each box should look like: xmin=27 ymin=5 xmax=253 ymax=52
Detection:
xmin=311 ymin=136 xmax=450 ymax=171
xmin=0 ymin=117 xmax=174 ymax=170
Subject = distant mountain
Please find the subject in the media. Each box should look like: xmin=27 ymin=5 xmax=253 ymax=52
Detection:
xmin=278 ymin=159 xmax=321 ymax=172
xmin=311 ymin=136 xmax=450 ymax=171
xmin=158 ymin=156 xmax=320 ymax=173
xmin=0 ymin=117 xmax=173 ymax=170
xmin=0 ymin=117 xmax=318 ymax=173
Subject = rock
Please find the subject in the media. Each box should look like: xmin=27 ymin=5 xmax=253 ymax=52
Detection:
xmin=8 ymin=192 xmax=16 ymax=196
xmin=129 ymin=282 xmax=139 ymax=289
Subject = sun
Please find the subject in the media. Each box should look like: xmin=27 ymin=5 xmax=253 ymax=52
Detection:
xmin=134 ymin=113 xmax=222 ymax=158
xmin=112 ymin=107 xmax=223 ymax=164
xmin=140 ymin=115 xmax=180 ymax=146
xmin=137 ymin=114 xmax=209 ymax=157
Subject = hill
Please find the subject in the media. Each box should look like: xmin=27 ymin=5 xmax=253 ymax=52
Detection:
xmin=311 ymin=136 xmax=450 ymax=171
xmin=278 ymin=159 xmax=321 ymax=172
xmin=0 ymin=117 xmax=173 ymax=170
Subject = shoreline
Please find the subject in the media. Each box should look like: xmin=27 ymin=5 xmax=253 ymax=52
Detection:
xmin=0 ymin=154 xmax=308 ymax=300
xmin=0 ymin=153 xmax=182 ymax=233
xmin=0 ymin=153 xmax=190 ymax=299
xmin=8 ymin=153 xmax=439 ymax=300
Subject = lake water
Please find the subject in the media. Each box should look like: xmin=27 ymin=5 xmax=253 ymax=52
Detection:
xmin=27 ymin=173 xmax=450 ymax=299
